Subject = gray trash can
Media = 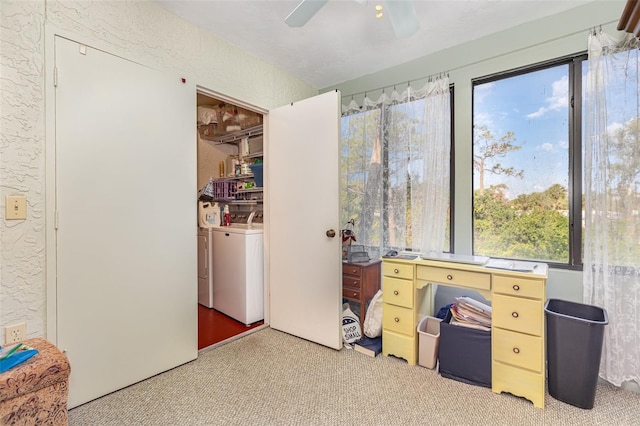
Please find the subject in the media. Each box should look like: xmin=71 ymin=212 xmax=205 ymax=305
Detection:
xmin=544 ymin=299 xmax=608 ymax=409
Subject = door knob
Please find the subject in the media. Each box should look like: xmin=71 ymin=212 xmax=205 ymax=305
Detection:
xmin=326 ymin=229 xmax=336 ymax=238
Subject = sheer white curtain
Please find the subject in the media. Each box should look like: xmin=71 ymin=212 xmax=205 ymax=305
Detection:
xmin=340 ymin=77 xmax=450 ymax=259
xmin=584 ymin=31 xmax=640 ymax=387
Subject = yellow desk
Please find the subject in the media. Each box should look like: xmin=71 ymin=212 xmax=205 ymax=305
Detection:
xmin=381 ymin=258 xmax=548 ymax=408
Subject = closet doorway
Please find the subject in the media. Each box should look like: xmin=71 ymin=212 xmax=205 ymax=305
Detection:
xmin=196 ymin=89 xmax=343 ymax=352
xmin=196 ymin=91 xmax=266 ymax=350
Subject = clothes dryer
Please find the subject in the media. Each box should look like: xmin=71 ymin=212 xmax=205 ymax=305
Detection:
xmin=197 ymin=227 xmax=214 ymax=308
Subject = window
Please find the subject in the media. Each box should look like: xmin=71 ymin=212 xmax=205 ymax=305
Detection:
xmin=341 ymin=87 xmax=454 ymax=259
xmin=472 ymin=56 xmax=586 ymax=268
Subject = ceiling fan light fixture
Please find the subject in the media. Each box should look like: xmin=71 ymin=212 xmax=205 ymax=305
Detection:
xmin=376 ymin=4 xmax=383 ymax=19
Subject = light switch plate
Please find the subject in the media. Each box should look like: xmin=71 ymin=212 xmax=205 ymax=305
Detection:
xmin=5 ymin=195 xmax=27 ymax=220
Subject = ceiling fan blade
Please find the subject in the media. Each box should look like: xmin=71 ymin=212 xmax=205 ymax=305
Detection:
xmin=384 ymin=0 xmax=419 ymax=38
xmin=285 ymin=0 xmax=328 ymax=27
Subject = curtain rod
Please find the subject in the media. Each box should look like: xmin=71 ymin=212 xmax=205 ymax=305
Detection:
xmin=340 ymin=18 xmax=618 ymax=101
xmin=343 ymin=72 xmax=448 ymax=101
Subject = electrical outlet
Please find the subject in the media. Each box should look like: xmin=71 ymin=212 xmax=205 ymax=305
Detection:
xmin=5 ymin=323 xmax=27 ymax=343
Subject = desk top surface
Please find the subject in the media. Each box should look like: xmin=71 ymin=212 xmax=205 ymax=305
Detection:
xmin=382 ymin=256 xmax=548 ymax=279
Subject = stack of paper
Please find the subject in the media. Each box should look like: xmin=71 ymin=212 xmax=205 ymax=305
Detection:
xmin=449 ymin=297 xmax=492 ymax=331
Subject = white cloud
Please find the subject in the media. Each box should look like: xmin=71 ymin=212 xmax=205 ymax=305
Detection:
xmin=474 ymin=112 xmax=493 ymax=128
xmin=538 ymin=140 xmax=568 ymax=152
xmin=607 ymin=122 xmax=624 ymax=134
xmin=474 ymin=82 xmax=494 ymax=103
xmin=541 ymin=142 xmax=554 ymax=152
xmin=526 ymin=75 xmax=569 ymax=119
xmin=527 ymin=107 xmax=547 ymax=119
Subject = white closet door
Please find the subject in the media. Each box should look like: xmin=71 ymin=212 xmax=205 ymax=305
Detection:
xmin=268 ymin=91 xmax=342 ymax=350
xmin=54 ymin=36 xmax=197 ymax=407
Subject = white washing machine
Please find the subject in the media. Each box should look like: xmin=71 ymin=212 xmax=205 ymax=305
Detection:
xmin=197 ymin=227 xmax=214 ymax=308
xmin=212 ymin=224 xmax=264 ymax=325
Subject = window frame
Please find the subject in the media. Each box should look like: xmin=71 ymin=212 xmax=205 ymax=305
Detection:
xmin=471 ymin=54 xmax=587 ymax=270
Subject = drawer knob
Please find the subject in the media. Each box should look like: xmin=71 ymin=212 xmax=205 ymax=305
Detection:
xmin=513 ymin=347 xmax=520 ymax=354
xmin=394 ymin=317 xmax=400 ymax=322
xmin=394 ymin=268 xmax=399 ymax=274
xmin=351 ymin=269 xmax=358 ymax=274
xmin=512 ymin=312 xmax=519 ymax=318
xmin=393 ymin=290 xmax=399 ymax=296
xmin=447 ymin=274 xmax=453 ymax=280
xmin=513 ymin=284 xmax=520 ymax=291
xmin=352 ymin=293 xmax=357 ymax=297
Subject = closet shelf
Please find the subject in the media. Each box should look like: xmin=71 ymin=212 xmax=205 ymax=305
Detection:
xmin=236 ymin=187 xmax=263 ymax=194
xmin=210 ymin=124 xmax=263 ymax=145
xmin=214 ymin=174 xmax=254 ymax=181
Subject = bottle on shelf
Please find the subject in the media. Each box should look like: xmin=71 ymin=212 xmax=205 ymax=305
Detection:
xmin=223 ymin=205 xmax=231 ymax=226
xmin=210 ymin=202 xmax=221 ymax=228
xmin=241 ymin=161 xmax=251 ymax=175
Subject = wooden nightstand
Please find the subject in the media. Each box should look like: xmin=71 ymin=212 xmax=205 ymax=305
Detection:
xmin=342 ymin=260 xmax=382 ymax=333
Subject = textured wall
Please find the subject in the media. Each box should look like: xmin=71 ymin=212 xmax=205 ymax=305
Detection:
xmin=0 ymin=1 xmax=47 ymax=341
xmin=0 ymin=0 xmax=317 ymax=341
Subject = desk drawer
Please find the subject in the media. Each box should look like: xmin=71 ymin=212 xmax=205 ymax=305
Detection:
xmin=383 ymin=304 xmax=414 ymax=336
xmin=342 ymin=264 xmax=362 ymax=279
xmin=417 ymin=265 xmax=490 ymax=291
xmin=493 ymin=294 xmax=543 ymax=336
xmin=342 ymin=275 xmax=361 ymax=289
xmin=383 ymin=262 xmax=414 ymax=279
xmin=382 ymin=277 xmax=413 ymax=308
xmin=342 ymin=287 xmax=360 ymax=301
xmin=493 ymin=275 xmax=544 ymax=299
xmin=493 ymin=327 xmax=543 ymax=372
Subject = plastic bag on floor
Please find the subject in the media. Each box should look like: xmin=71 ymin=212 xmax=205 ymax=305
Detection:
xmin=364 ymin=289 xmax=383 ymax=338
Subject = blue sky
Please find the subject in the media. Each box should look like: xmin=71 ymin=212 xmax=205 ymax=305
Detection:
xmin=473 ymin=64 xmax=570 ymax=199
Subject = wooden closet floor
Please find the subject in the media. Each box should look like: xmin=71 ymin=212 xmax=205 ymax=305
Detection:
xmin=198 ymin=304 xmax=264 ymax=350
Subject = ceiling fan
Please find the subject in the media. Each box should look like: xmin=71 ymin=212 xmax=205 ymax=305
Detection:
xmin=285 ymin=0 xmax=420 ymax=38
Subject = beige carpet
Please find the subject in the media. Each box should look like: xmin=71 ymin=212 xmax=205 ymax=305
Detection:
xmin=69 ymin=328 xmax=639 ymax=425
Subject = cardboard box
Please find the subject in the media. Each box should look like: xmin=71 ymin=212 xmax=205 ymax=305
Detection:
xmin=248 ymin=136 xmax=263 ymax=155
xmin=198 ymin=123 xmax=221 ymax=140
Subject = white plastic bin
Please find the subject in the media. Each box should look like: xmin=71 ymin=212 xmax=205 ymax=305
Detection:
xmin=417 ymin=316 xmax=442 ymax=369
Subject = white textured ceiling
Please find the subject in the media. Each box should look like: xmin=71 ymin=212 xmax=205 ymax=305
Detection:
xmin=156 ymin=0 xmax=594 ymax=88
